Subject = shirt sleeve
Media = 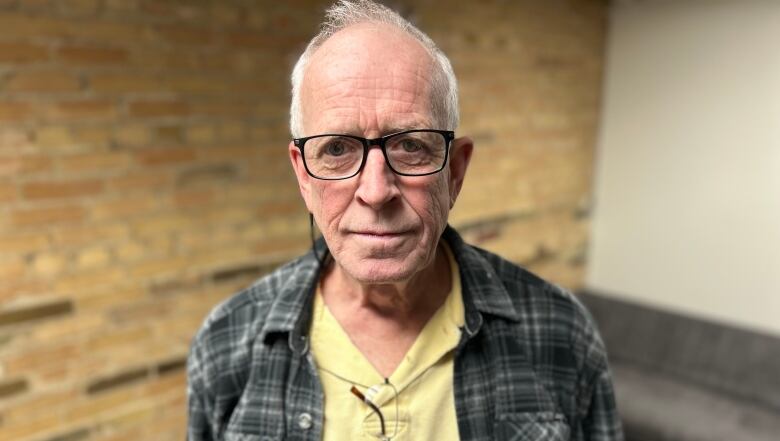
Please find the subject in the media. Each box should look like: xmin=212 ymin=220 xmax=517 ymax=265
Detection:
xmin=581 ymin=365 xmax=624 ymax=441
xmin=187 ymin=337 xmax=215 ymax=441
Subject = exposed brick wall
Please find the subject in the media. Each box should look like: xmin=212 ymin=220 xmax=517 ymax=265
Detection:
xmin=0 ymin=1 xmax=606 ymax=440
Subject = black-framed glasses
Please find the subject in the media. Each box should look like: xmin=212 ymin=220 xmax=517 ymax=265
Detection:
xmin=293 ymin=129 xmax=455 ymax=180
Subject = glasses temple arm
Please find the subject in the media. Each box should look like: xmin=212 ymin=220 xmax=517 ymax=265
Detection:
xmin=350 ymin=386 xmax=387 ymax=436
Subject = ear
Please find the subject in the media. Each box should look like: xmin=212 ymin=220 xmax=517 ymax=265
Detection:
xmin=288 ymin=141 xmax=314 ymax=211
xmin=447 ymin=136 xmax=473 ymax=209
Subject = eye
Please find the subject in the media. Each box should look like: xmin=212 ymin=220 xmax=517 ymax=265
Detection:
xmin=400 ymin=139 xmax=423 ymax=153
xmin=325 ymin=141 xmax=346 ymax=156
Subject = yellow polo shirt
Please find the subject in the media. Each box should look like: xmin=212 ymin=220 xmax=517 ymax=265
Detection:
xmin=310 ymin=243 xmax=463 ymax=440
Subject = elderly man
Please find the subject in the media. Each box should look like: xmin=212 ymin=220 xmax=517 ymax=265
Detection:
xmin=187 ymin=1 xmax=623 ymax=440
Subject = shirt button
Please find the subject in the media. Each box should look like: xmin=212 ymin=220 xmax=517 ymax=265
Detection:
xmin=297 ymin=412 xmax=313 ymax=430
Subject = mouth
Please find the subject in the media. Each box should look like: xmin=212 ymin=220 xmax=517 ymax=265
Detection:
xmin=353 ymin=231 xmax=407 ymax=238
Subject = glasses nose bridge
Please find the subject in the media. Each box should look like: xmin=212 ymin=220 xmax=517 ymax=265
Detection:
xmin=361 ymin=136 xmax=390 ymax=168
xmin=364 ymin=136 xmax=385 ymax=149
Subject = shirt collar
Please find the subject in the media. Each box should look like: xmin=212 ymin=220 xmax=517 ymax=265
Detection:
xmin=257 ymin=225 xmax=521 ymax=349
xmin=442 ymin=226 xmax=521 ymax=327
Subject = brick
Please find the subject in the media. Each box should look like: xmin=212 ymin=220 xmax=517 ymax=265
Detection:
xmin=22 ymin=179 xmax=104 ymax=200
xmin=91 ymin=197 xmax=156 ymax=221
xmin=226 ymin=31 xmax=298 ymax=50
xmin=57 ymin=46 xmax=128 ymax=64
xmin=198 ymin=145 xmax=255 ymax=162
xmin=128 ymin=48 xmax=199 ymax=71
xmin=76 ymin=286 xmax=145 ymax=312
xmin=0 ymin=128 xmax=33 ymax=149
xmin=128 ymin=100 xmax=189 ymax=118
xmin=185 ymin=124 xmax=216 ymax=144
xmin=103 ymin=405 xmax=156 ymax=433
xmin=103 ymin=0 xmax=137 ymax=13
xmin=36 ymin=125 xmax=74 ymax=147
xmin=12 ymin=205 xmax=85 ymax=226
xmin=163 ymin=75 xmax=228 ymax=95
xmin=45 ymin=100 xmax=116 ymax=121
xmin=59 ymin=151 xmax=130 ymax=172
xmin=129 ymin=256 xmax=189 ymax=278
xmin=1 ymin=389 xmax=80 ymax=423
xmin=72 ymin=125 xmax=112 ymax=145
xmin=0 ymin=413 xmax=62 ymax=441
xmin=190 ymin=101 xmax=253 ymax=117
xmin=210 ymin=3 xmax=241 ymax=23
xmin=140 ymin=0 xmax=207 ymax=20
xmin=0 ymin=154 xmax=53 ymax=176
xmin=135 ymin=147 xmax=196 ymax=166
xmin=0 ymin=41 xmax=48 ymax=63
xmin=0 ymin=233 xmax=49 ymax=254
xmin=173 ymin=189 xmax=212 ymax=208
xmin=219 ymin=121 xmax=247 ymax=141
xmin=76 ymin=246 xmax=111 ymax=270
xmin=90 ymin=73 xmax=162 ymax=93
xmin=154 ymin=125 xmax=184 ymax=144
xmin=86 ymin=326 xmax=152 ymax=353
xmin=64 ymin=386 xmax=136 ymax=421
xmin=176 ymin=164 xmax=237 ymax=187
xmin=109 ymin=172 xmax=170 ymax=193
xmin=156 ymin=25 xmax=214 ymax=45
xmin=29 ymin=312 xmax=104 ymax=343
xmin=32 ymin=252 xmax=67 ymax=277
xmin=110 ymin=298 xmax=173 ymax=323
xmin=0 ymin=101 xmax=32 ymax=121
xmin=5 ymin=71 xmax=81 ymax=93
xmin=62 ymin=20 xmax=149 ymax=43
xmin=143 ymin=374 xmax=186 ymax=404
xmin=58 ymin=0 xmax=100 ymax=16
xmin=115 ymin=240 xmax=145 ymax=263
xmin=52 ymin=223 xmax=127 ymax=247
xmin=114 ymin=124 xmax=151 ymax=147
xmin=0 ymin=256 xmax=25 ymax=278
xmin=54 ymin=267 xmax=123 ymax=292
xmin=0 ymin=180 xmax=16 ymax=201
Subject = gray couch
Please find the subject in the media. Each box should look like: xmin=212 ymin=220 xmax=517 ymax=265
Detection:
xmin=579 ymin=291 xmax=780 ymax=441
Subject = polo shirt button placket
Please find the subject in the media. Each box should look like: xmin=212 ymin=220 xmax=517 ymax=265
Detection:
xmin=297 ymin=412 xmax=313 ymax=431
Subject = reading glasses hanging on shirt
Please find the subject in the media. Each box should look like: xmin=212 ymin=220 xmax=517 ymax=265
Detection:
xmin=318 ymin=366 xmax=400 ymax=440
xmin=293 ymin=129 xmax=455 ymax=180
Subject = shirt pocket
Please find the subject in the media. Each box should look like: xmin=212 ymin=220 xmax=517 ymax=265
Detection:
xmin=494 ymin=412 xmax=570 ymax=441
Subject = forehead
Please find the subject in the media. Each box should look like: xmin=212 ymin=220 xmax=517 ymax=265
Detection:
xmin=301 ymin=23 xmax=436 ymax=135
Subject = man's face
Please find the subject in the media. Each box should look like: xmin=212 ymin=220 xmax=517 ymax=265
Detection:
xmin=289 ymin=23 xmax=471 ymax=284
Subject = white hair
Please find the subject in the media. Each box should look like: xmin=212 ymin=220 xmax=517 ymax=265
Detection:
xmin=289 ymin=0 xmax=459 ymax=138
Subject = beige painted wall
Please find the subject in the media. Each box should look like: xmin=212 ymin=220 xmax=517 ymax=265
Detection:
xmin=587 ymin=0 xmax=780 ymax=335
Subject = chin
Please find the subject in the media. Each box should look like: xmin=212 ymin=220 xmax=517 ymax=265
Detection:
xmin=340 ymin=256 xmax=420 ymax=285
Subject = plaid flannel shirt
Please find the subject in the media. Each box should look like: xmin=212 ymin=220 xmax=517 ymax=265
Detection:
xmin=187 ymin=226 xmax=624 ymax=441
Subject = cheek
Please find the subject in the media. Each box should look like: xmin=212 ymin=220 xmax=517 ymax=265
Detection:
xmin=417 ymin=177 xmax=451 ymax=232
xmin=311 ymin=183 xmax=352 ymax=230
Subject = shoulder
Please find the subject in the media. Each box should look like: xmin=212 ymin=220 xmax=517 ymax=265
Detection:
xmin=187 ymin=254 xmax=314 ymax=386
xmin=464 ymin=241 xmax=609 ymax=374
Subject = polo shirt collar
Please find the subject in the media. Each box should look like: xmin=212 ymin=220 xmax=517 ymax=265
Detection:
xmin=258 ymin=225 xmax=521 ymax=348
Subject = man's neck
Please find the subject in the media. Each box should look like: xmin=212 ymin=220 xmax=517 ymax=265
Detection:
xmin=318 ymin=242 xmax=452 ymax=376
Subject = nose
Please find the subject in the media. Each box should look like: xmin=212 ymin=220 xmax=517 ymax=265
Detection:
xmin=354 ymin=147 xmax=399 ymax=209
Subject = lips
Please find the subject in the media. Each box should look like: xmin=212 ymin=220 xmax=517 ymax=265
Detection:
xmin=354 ymin=231 xmax=405 ymax=236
